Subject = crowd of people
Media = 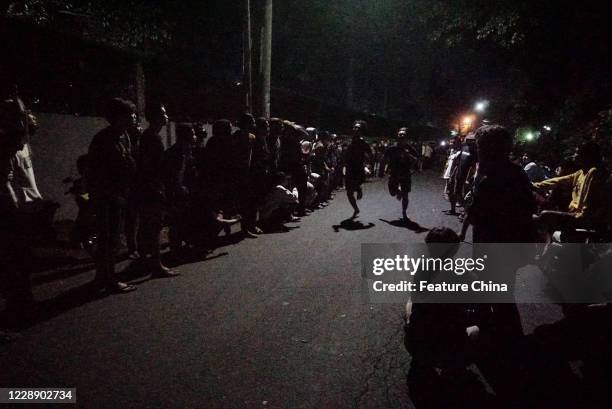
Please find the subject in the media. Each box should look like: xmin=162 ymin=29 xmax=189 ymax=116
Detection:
xmin=2 ymin=94 xmax=422 ymax=306
xmin=441 ymin=128 xmax=611 ymax=245
xmin=407 ymin=124 xmax=612 ymax=407
xmin=4 ymin=90 xmax=612 ymax=405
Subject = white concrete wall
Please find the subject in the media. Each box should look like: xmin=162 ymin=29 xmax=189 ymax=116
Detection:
xmin=30 ymin=113 xmax=108 ymax=221
xmin=30 ymin=113 xmax=181 ymax=221
xmin=28 ymin=112 xmax=227 ymax=221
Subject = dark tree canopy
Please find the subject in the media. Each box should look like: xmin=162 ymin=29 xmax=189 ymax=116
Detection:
xmin=3 ymin=0 xmax=174 ymax=52
xmin=3 ymin=0 xmax=610 ymax=160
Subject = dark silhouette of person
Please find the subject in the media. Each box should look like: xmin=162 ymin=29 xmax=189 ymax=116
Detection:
xmin=124 ymin=119 xmax=142 ymax=259
xmin=533 ymin=142 xmax=608 ymax=242
xmin=344 ymin=120 xmax=372 ymax=218
xmin=253 ymin=117 xmax=271 ymax=216
xmin=87 ymin=98 xmax=138 ymax=293
xmin=379 ymin=127 xmax=419 ymax=221
xmin=450 ymin=134 xmax=477 ymax=214
xmin=136 ymin=103 xmax=179 ymax=277
xmin=267 ymin=118 xmax=284 ymax=174
xmin=459 ymin=125 xmax=537 ymax=403
xmin=203 ymin=119 xmax=233 ymax=214
xmin=0 ymin=94 xmax=36 ymax=313
xmin=279 ymin=123 xmax=309 ymax=216
xmin=193 ymin=122 xmax=208 ymax=184
xmin=231 ymin=113 xmax=261 ymax=237
xmin=163 ymin=123 xmax=197 ymax=254
xmin=258 ymin=172 xmax=298 ymax=232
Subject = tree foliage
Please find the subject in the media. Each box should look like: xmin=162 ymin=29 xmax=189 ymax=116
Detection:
xmin=4 ymin=0 xmax=173 ymax=52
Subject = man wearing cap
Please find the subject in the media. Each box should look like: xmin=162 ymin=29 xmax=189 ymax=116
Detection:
xmin=379 ymin=127 xmax=419 ymax=221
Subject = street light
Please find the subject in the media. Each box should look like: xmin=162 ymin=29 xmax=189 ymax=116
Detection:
xmin=474 ymin=100 xmax=489 ymax=113
xmin=543 ymin=125 xmax=552 ymax=131
xmin=525 ymin=132 xmax=534 ymax=141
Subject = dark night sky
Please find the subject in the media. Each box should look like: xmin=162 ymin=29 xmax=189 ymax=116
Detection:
xmin=3 ymin=0 xmax=611 ymax=130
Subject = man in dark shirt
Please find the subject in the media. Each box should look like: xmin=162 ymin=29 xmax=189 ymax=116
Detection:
xmin=344 ymin=120 xmax=372 ymax=218
xmin=204 ymin=119 xmax=233 ymax=213
xmin=125 ymin=120 xmax=142 ymax=258
xmin=453 ymin=135 xmax=478 ymax=207
xmin=460 ymin=127 xmax=535 ymax=244
xmin=87 ymin=98 xmax=138 ymax=293
xmin=279 ymin=122 xmax=309 ymax=216
xmin=164 ymin=124 xmax=197 ymax=253
xmin=458 ymin=125 xmax=536 ymax=401
xmin=231 ymin=113 xmax=261 ymax=237
xmin=136 ymin=103 xmax=178 ymax=277
xmin=379 ymin=128 xmax=419 ymax=221
xmin=193 ymin=122 xmax=208 ymax=186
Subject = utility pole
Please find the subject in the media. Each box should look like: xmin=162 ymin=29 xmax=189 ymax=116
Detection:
xmin=243 ymin=0 xmax=253 ymax=112
xmin=134 ymin=61 xmax=146 ymax=120
xmin=346 ymin=56 xmax=355 ymax=109
xmin=259 ymin=0 xmax=272 ymax=117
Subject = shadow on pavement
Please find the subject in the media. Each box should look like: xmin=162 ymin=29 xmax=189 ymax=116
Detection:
xmin=406 ymin=305 xmax=612 ymax=408
xmin=31 ymin=262 xmax=95 ymax=286
xmin=332 ymin=218 xmax=375 ymax=232
xmin=408 ymin=364 xmax=497 ymax=409
xmin=0 ymin=281 xmax=109 ymax=332
xmin=261 ymin=225 xmax=300 ymax=234
xmin=379 ymin=218 xmax=429 ymax=233
xmin=0 ymin=245 xmax=230 ymax=332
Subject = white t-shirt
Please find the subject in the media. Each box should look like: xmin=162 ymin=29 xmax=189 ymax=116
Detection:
xmin=422 ymin=144 xmax=434 ymax=158
xmin=8 ymin=143 xmax=43 ymax=206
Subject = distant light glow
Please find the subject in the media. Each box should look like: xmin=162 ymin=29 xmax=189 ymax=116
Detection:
xmin=462 ymin=116 xmax=473 ymax=125
xmin=525 ymin=132 xmax=534 ymax=141
xmin=440 ymin=141 xmax=447 ymax=147
xmin=474 ymin=100 xmax=489 ymax=113
xmin=543 ymin=125 xmax=552 ymax=131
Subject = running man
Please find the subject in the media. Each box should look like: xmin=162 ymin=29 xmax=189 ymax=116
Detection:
xmin=344 ymin=120 xmax=372 ymax=218
xmin=379 ymin=127 xmax=419 ymax=221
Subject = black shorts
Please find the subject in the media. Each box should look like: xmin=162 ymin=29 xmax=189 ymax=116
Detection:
xmin=389 ymin=176 xmax=411 ymax=196
xmin=345 ymin=168 xmax=365 ymax=191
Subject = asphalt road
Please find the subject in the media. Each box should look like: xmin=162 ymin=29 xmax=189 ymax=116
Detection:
xmin=0 ymin=173 xmax=565 ymax=408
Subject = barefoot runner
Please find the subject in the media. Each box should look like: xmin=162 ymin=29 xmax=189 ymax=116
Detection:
xmin=344 ymin=120 xmax=372 ymax=218
xmin=379 ymin=127 xmax=419 ymax=221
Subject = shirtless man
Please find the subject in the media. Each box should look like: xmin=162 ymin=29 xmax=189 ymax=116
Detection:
xmin=379 ymin=128 xmax=419 ymax=221
xmin=344 ymin=120 xmax=372 ymax=218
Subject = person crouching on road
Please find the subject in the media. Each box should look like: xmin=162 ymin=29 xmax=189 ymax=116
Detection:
xmin=258 ymin=172 xmax=299 ymax=232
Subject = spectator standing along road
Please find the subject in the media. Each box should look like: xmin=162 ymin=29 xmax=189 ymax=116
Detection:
xmin=87 ymin=98 xmax=138 ymax=293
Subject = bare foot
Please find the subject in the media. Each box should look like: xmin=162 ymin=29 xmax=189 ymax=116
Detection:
xmin=152 ymin=266 xmax=180 ymax=278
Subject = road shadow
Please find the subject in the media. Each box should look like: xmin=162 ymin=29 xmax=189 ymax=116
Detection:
xmin=408 ymin=364 xmax=497 ymax=409
xmin=215 ymin=232 xmax=247 ymax=247
xmin=118 ymin=250 xmax=230 ymax=282
xmin=332 ymin=218 xmax=375 ymax=232
xmin=406 ymin=305 xmax=612 ymax=407
xmin=379 ymin=218 xmax=429 ymax=233
xmin=31 ymin=262 xmax=95 ymax=286
xmin=517 ymin=306 xmax=612 ymax=407
xmin=0 ymin=281 xmax=109 ymax=331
